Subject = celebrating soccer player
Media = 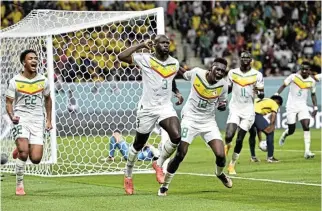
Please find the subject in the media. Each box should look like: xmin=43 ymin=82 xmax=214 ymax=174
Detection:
xmin=224 ymin=51 xmax=264 ymax=175
xmin=118 ymin=35 xmax=184 ymax=195
xmin=158 ymin=58 xmax=232 ymax=196
xmin=6 ymin=49 xmax=52 ymax=195
xmin=275 ymin=62 xmax=317 ymax=159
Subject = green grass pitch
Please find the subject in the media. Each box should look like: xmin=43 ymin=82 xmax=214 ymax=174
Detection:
xmin=1 ymin=129 xmax=321 ymax=211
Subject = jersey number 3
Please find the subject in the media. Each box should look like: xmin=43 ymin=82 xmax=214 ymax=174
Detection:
xmin=162 ymin=79 xmax=167 ymax=89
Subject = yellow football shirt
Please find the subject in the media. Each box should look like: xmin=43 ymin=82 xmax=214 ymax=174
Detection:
xmin=255 ymin=98 xmax=279 ymax=115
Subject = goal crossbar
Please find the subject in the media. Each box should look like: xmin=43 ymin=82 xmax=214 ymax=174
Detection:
xmin=0 ymin=7 xmax=164 ymax=38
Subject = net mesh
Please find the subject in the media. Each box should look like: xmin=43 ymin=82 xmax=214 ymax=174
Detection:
xmin=0 ymin=8 xmax=163 ymax=176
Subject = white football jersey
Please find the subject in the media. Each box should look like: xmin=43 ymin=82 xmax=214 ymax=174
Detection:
xmin=132 ymin=53 xmax=179 ymax=108
xmin=314 ymin=74 xmax=321 ymax=82
xmin=6 ymin=73 xmax=50 ymax=122
xmin=284 ymin=73 xmax=316 ymax=109
xmin=228 ymin=68 xmax=264 ymax=117
xmin=181 ymin=67 xmax=228 ymax=122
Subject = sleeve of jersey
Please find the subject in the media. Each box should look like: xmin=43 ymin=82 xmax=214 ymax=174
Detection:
xmin=183 ymin=68 xmax=196 ymax=81
xmin=44 ymin=78 xmax=50 ymax=96
xmin=283 ymin=74 xmax=293 ymax=86
xmin=256 ymin=72 xmax=264 ymax=89
xmin=131 ymin=53 xmax=145 ymax=68
xmin=5 ymin=79 xmax=15 ymax=99
xmin=271 ymin=101 xmax=279 ymax=113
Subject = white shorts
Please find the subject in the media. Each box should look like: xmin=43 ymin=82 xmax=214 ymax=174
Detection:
xmin=136 ymin=105 xmax=178 ymax=134
xmin=181 ymin=118 xmax=222 ymax=144
xmin=12 ymin=122 xmax=44 ymax=145
xmin=227 ymin=112 xmax=255 ymax=131
xmin=286 ymin=107 xmax=310 ymax=124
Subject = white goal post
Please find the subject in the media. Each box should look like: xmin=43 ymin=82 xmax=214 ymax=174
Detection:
xmin=0 ymin=8 xmax=165 ymax=176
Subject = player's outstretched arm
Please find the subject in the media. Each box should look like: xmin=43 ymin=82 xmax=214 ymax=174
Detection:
xmin=44 ymin=95 xmax=53 ymax=131
xmin=275 ymin=84 xmax=286 ymax=95
xmin=5 ymin=97 xmax=19 ymax=124
xmin=118 ymin=40 xmax=153 ymax=64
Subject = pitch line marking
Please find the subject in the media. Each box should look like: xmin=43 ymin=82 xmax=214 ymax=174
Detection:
xmin=274 ymin=149 xmax=321 ymax=153
xmin=177 ymin=172 xmax=321 ymax=187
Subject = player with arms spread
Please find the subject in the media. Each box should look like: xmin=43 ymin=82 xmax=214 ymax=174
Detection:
xmin=118 ymin=35 xmax=183 ymax=195
xmin=224 ymin=52 xmax=264 ymax=175
xmin=158 ymin=58 xmax=232 ymax=196
xmin=276 ymin=62 xmax=317 ymax=159
xmin=6 ymin=49 xmax=52 ymax=195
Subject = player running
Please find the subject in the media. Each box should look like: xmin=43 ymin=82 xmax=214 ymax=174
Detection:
xmin=248 ymin=96 xmax=283 ymax=162
xmin=6 ymin=49 xmax=52 ymax=195
xmin=118 ymin=35 xmax=184 ymax=195
xmin=224 ymin=51 xmax=264 ymax=175
xmin=275 ymin=62 xmax=317 ymax=159
xmin=158 ymin=58 xmax=232 ymax=196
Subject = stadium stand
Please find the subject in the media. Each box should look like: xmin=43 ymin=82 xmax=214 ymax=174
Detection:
xmin=1 ymin=1 xmax=321 ymax=81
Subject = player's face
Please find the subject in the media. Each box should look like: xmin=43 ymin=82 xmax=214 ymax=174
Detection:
xmin=300 ymin=64 xmax=310 ymax=79
xmin=24 ymin=52 xmax=38 ymax=72
xmin=210 ymin=63 xmax=226 ymax=81
xmin=155 ymin=36 xmax=170 ymax=56
xmin=240 ymin=52 xmax=252 ymax=67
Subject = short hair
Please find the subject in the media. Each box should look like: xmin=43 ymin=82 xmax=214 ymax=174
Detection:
xmin=20 ymin=49 xmax=37 ymax=64
xmin=271 ymin=95 xmax=283 ymax=106
xmin=301 ymin=61 xmax=311 ymax=68
xmin=213 ymin=58 xmax=228 ymax=66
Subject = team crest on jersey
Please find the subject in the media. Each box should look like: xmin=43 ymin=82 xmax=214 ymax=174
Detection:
xmin=293 ymin=76 xmax=313 ymax=89
xmin=193 ymin=74 xmax=223 ymax=99
xmin=150 ymin=57 xmax=176 ymax=78
xmin=16 ymin=79 xmax=45 ymax=95
xmin=231 ymin=73 xmax=257 ymax=87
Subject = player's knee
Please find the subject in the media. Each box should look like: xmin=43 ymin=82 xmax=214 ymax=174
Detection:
xmin=225 ymin=131 xmax=234 ymax=142
xmin=170 ymin=136 xmax=181 ymax=145
xmin=18 ymin=151 xmax=28 ymax=161
xmin=30 ymin=158 xmax=41 ymax=164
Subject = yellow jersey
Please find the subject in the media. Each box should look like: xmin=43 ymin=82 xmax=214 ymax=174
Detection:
xmin=254 ymin=98 xmax=279 ymax=115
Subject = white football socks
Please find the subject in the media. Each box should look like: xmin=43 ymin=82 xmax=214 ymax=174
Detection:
xmin=215 ymin=165 xmax=224 ymax=176
xmin=157 ymin=140 xmax=178 ymax=168
xmin=125 ymin=145 xmax=138 ymax=178
xmin=161 ymin=171 xmax=175 ymax=189
xmin=304 ymin=131 xmax=311 ymax=153
xmin=16 ymin=158 xmax=26 ymax=188
xmin=230 ymin=152 xmax=240 ymax=166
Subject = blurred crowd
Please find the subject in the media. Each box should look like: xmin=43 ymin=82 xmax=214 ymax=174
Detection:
xmin=2 ymin=1 xmax=321 ymax=83
xmin=168 ymin=1 xmax=321 ymax=76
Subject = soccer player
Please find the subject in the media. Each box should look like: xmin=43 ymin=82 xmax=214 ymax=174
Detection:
xmin=6 ymin=49 xmax=52 ymax=195
xmin=118 ymin=35 xmax=184 ymax=195
xmin=248 ymin=96 xmax=283 ymax=162
xmin=224 ymin=51 xmax=264 ymax=175
xmin=275 ymin=62 xmax=317 ymax=159
xmin=158 ymin=58 xmax=232 ymax=196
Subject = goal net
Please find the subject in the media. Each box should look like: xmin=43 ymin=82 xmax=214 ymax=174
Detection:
xmin=0 ymin=8 xmax=165 ymax=176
